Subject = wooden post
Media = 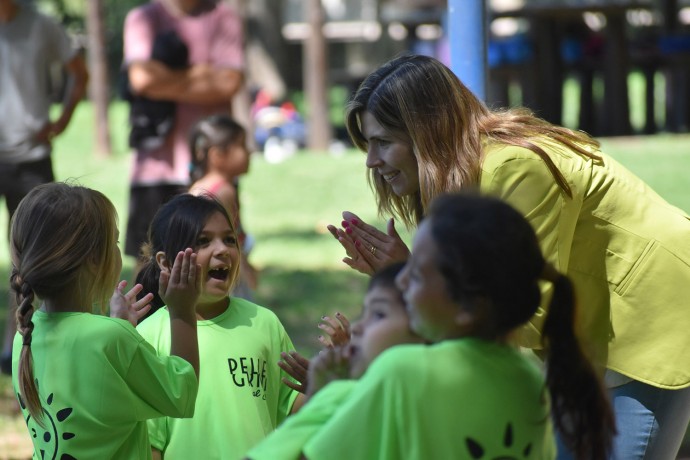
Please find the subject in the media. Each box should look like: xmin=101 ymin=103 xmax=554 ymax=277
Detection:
xmin=304 ymin=0 xmax=332 ymax=152
xmin=85 ymin=0 xmax=112 ymax=156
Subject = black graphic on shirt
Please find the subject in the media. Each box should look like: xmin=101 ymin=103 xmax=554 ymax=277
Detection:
xmin=18 ymin=380 xmax=77 ymax=460
xmin=228 ymin=357 xmax=268 ymax=398
xmin=465 ymin=422 xmax=533 ymax=459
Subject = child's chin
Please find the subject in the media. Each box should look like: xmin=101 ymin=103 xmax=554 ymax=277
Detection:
xmin=348 ymin=361 xmax=365 ymax=379
xmin=201 ymin=286 xmax=230 ymax=301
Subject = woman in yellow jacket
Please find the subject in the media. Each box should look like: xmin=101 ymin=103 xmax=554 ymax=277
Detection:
xmin=328 ymin=54 xmax=690 ymax=460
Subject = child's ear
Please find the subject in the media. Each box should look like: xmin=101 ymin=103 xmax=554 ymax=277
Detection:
xmin=208 ymin=145 xmax=224 ymax=165
xmin=155 ymin=251 xmax=169 ymax=271
xmin=455 ymin=297 xmax=492 ymax=336
xmin=454 ymin=310 xmax=476 ymax=330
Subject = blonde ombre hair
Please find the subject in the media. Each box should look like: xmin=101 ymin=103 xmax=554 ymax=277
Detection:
xmin=10 ymin=182 xmax=120 ymax=424
xmin=345 ymin=54 xmax=601 ymax=228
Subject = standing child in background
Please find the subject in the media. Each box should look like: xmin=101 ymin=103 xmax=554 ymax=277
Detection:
xmin=135 ymin=193 xmax=303 ymax=459
xmin=10 ymin=182 xmax=200 ymax=459
xmin=247 ymin=262 xmax=426 ymax=460
xmin=188 ymin=114 xmax=258 ymax=300
xmin=303 ymin=193 xmax=616 ymax=459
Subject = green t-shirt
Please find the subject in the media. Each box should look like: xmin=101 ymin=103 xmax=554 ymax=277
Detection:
xmin=11 ymin=311 xmax=198 ymax=460
xmin=137 ymin=297 xmax=299 ymax=459
xmin=247 ymin=380 xmax=356 ymax=460
xmin=304 ymin=338 xmax=556 ymax=460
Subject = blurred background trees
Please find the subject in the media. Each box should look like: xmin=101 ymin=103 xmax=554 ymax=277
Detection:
xmin=24 ymin=0 xmax=690 ymax=155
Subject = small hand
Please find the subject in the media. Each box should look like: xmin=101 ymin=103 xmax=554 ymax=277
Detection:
xmin=306 ymin=347 xmax=350 ymax=398
xmin=317 ymin=312 xmax=351 ymax=348
xmin=159 ymin=248 xmax=201 ymax=317
xmin=109 ymin=280 xmax=154 ymax=326
xmin=278 ymin=350 xmax=310 ymax=394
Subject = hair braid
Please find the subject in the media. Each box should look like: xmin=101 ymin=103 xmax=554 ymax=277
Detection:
xmin=12 ymin=275 xmax=44 ymax=425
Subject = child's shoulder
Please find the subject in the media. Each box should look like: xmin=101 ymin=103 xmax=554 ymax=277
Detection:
xmin=230 ymin=297 xmax=279 ymax=320
xmin=96 ymin=316 xmax=146 ymax=340
xmin=367 ymin=343 xmax=429 ymax=375
xmin=191 ymin=176 xmax=234 ymax=197
xmin=135 ymin=307 xmax=170 ymax=335
xmin=47 ymin=313 xmax=147 ymax=350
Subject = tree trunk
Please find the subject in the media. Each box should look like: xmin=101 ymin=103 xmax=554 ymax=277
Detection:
xmin=304 ymin=0 xmax=332 ymax=152
xmin=85 ymin=0 xmax=112 ymax=156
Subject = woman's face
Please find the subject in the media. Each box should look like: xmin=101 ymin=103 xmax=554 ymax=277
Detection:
xmin=396 ymin=219 xmax=463 ymax=342
xmin=361 ymin=111 xmax=419 ymax=197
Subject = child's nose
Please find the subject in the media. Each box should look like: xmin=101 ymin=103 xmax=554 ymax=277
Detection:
xmin=351 ymin=320 xmax=364 ymax=337
xmin=213 ymin=240 xmax=230 ymax=255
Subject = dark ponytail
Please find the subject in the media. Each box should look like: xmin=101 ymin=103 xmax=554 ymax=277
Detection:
xmin=135 ymin=241 xmax=166 ymax=322
xmin=542 ymin=272 xmax=616 ymax=459
xmin=10 ymin=270 xmax=43 ymax=426
xmin=426 ymin=193 xmax=616 ymax=459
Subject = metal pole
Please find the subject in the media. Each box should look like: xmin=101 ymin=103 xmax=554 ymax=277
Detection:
xmin=448 ymin=0 xmax=487 ymax=101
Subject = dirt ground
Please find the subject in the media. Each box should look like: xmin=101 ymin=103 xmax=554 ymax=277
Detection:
xmin=0 ymin=376 xmax=31 ymax=460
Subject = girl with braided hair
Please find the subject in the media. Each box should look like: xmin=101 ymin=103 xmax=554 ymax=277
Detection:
xmin=10 ymin=182 xmax=200 ymax=459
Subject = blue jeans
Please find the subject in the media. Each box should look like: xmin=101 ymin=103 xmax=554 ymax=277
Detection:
xmin=556 ymin=380 xmax=690 ymax=460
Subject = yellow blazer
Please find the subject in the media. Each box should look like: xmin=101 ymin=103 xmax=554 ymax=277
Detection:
xmin=480 ymin=140 xmax=690 ymax=389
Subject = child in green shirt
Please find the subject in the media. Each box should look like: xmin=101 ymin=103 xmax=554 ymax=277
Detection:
xmin=135 ymin=193 xmax=302 ymax=459
xmin=247 ymin=262 xmax=426 ymax=459
xmin=11 ymin=182 xmax=200 ymax=459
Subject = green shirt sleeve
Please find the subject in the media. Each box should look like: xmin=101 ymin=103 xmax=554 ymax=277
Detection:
xmin=247 ymin=380 xmax=356 ymax=460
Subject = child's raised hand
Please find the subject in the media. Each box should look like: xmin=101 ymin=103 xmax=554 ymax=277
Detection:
xmin=306 ymin=347 xmax=350 ymax=398
xmin=278 ymin=351 xmax=310 ymax=394
xmin=159 ymin=248 xmax=201 ymax=317
xmin=317 ymin=312 xmax=351 ymax=348
xmin=109 ymin=280 xmax=153 ymax=327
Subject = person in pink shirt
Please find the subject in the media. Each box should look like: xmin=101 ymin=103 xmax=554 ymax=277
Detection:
xmin=122 ymin=0 xmax=244 ymax=274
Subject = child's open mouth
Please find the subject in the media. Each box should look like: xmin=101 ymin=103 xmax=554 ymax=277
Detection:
xmin=208 ymin=267 xmax=229 ymax=280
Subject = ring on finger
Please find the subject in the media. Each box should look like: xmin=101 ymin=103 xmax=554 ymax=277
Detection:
xmin=370 ymin=245 xmax=377 ymax=256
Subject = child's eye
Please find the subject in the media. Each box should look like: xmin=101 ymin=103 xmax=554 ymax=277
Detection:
xmin=224 ymin=236 xmax=237 ymax=245
xmin=196 ymin=236 xmax=210 ymax=246
xmin=372 ymin=310 xmax=387 ymax=320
